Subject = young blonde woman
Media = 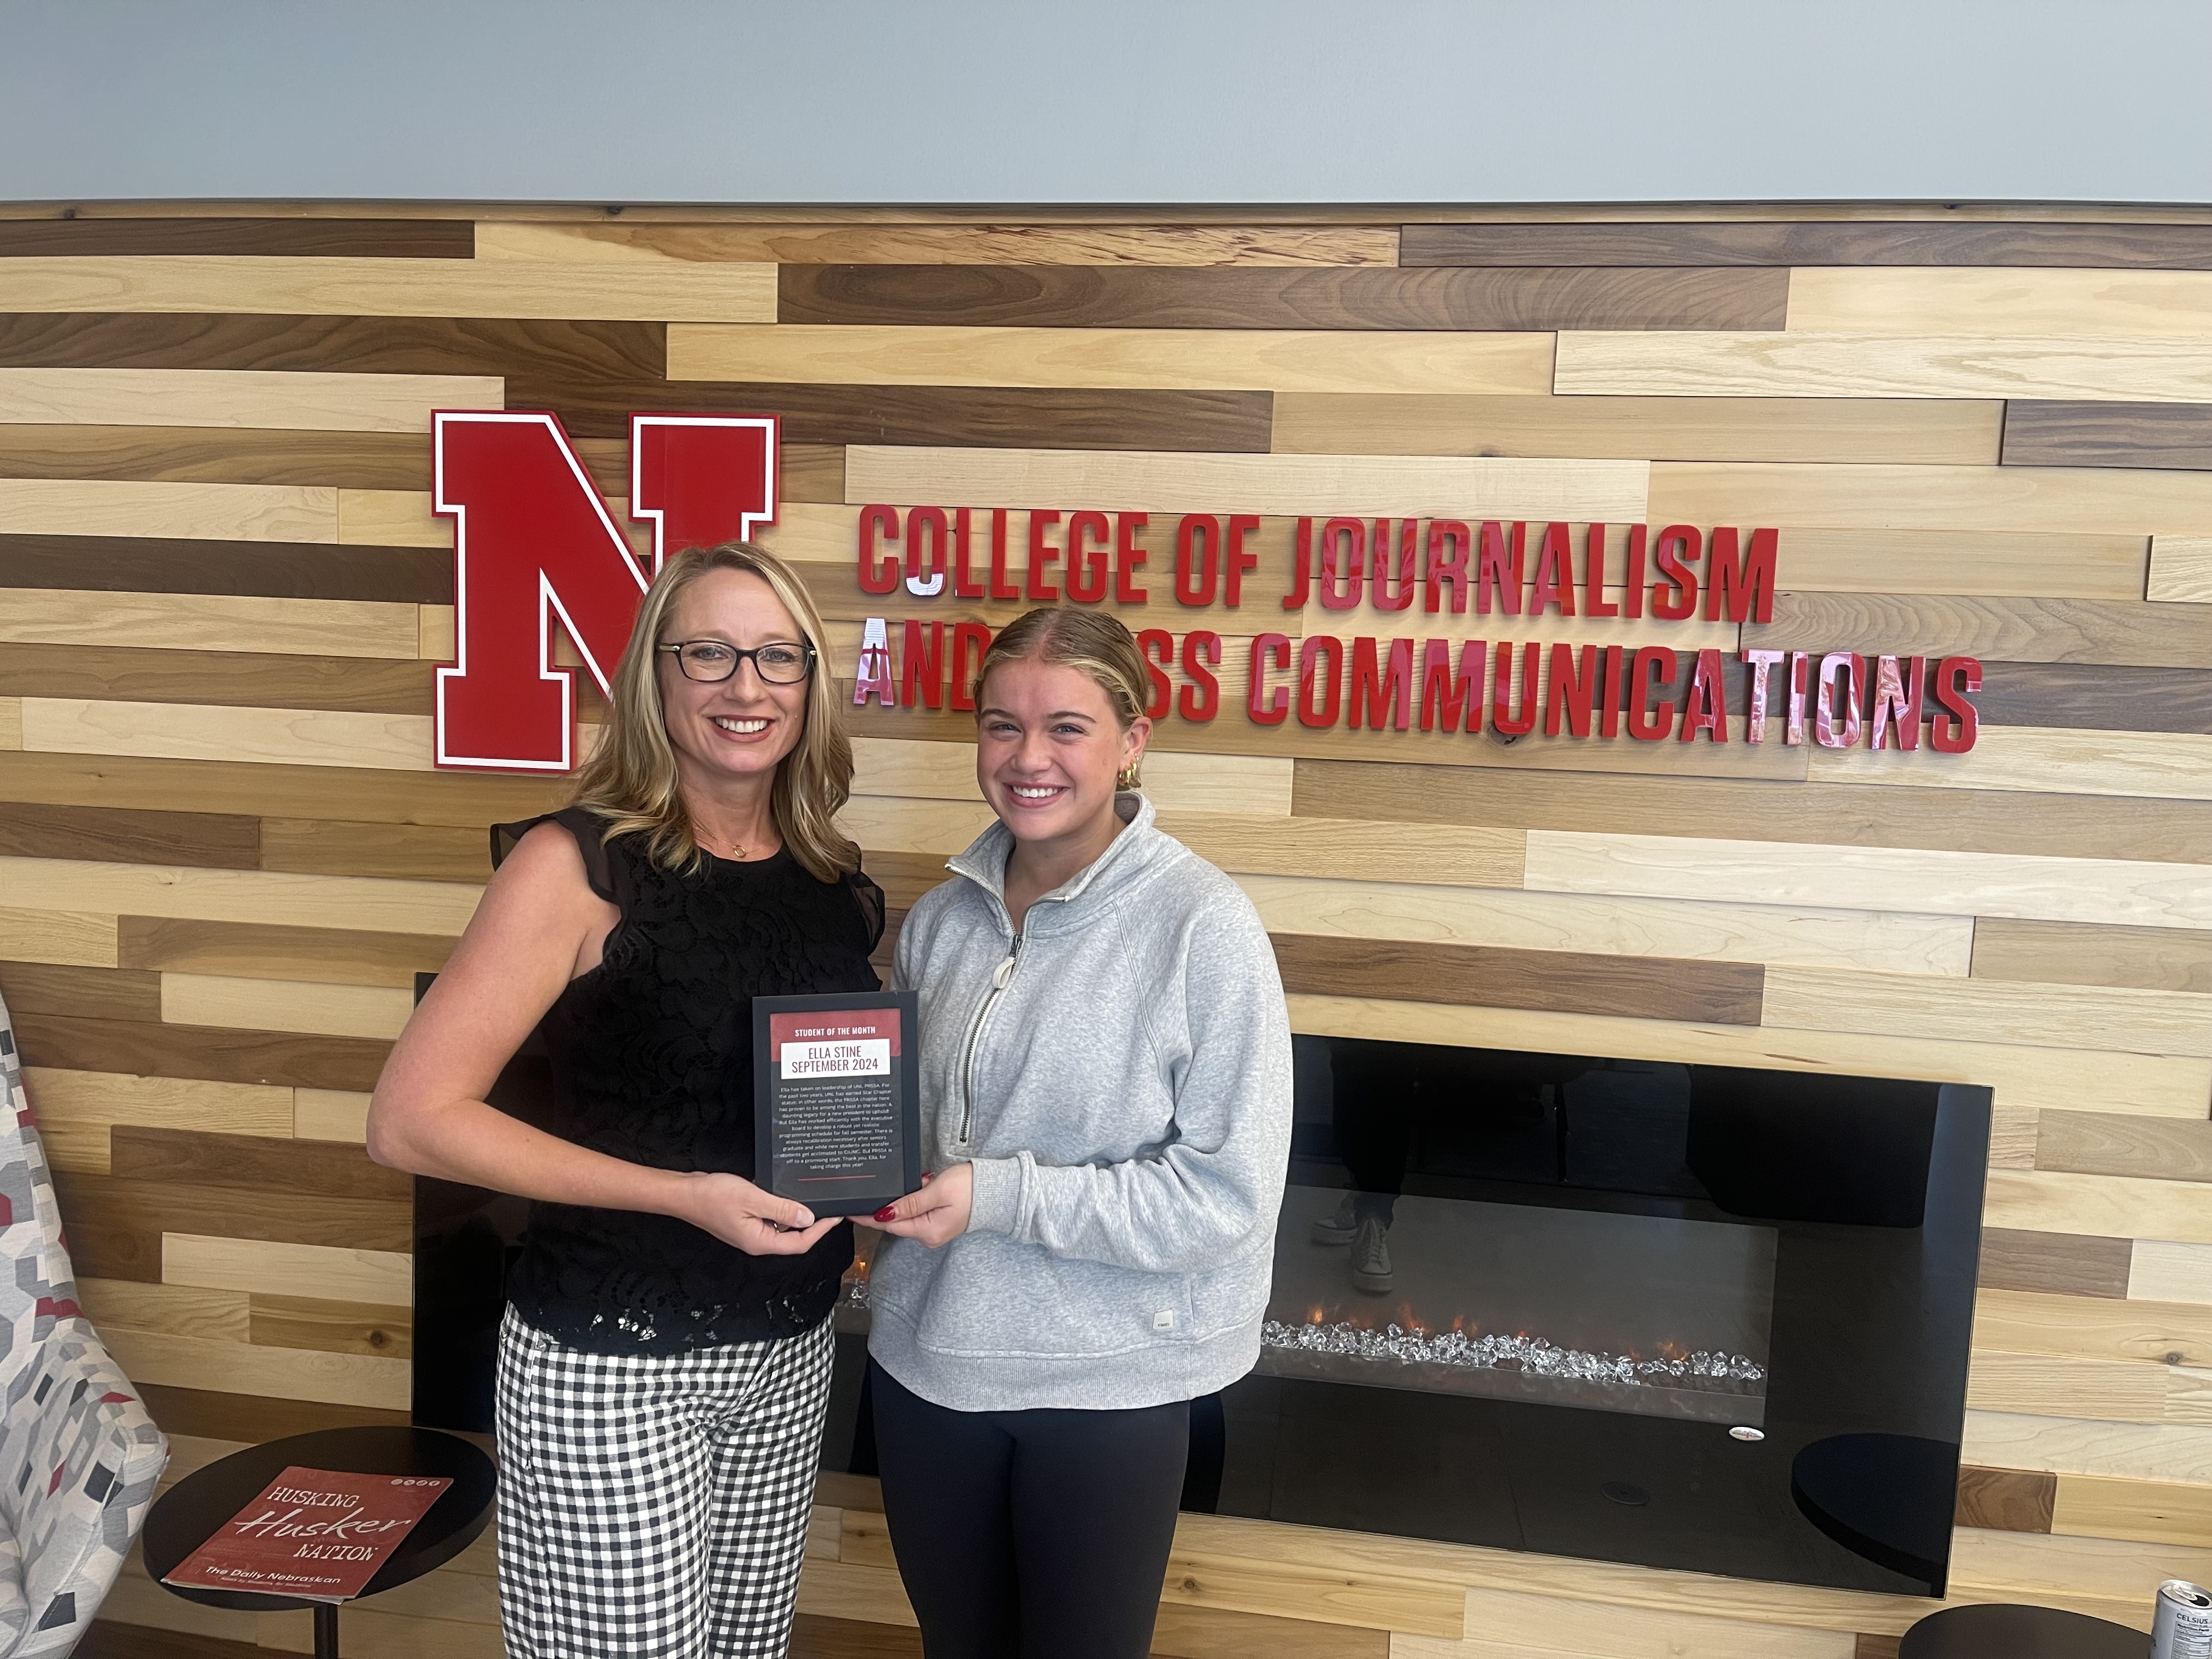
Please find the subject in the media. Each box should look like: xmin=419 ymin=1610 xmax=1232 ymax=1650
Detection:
xmin=868 ymin=607 xmax=1293 ymax=1659
xmin=368 ymin=543 xmax=879 ymax=1658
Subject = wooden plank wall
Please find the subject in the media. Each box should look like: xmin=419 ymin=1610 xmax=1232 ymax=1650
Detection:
xmin=5 ymin=202 xmax=2208 ymax=1659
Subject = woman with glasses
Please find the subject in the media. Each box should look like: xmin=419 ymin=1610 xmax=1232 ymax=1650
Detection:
xmin=368 ymin=543 xmax=881 ymax=1658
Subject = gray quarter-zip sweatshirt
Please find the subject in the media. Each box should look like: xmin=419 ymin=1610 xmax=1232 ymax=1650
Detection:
xmin=867 ymin=793 xmax=1294 ymax=1412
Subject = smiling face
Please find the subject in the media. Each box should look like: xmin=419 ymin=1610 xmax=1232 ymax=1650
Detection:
xmin=974 ymin=656 xmax=1148 ymax=859
xmin=656 ymin=567 xmax=811 ymax=789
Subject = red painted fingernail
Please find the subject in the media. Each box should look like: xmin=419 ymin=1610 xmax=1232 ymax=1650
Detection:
xmin=873 ymin=1206 xmax=896 ymax=1223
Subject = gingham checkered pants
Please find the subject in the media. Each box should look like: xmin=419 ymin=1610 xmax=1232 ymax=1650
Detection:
xmin=494 ymin=1305 xmax=835 ymax=1658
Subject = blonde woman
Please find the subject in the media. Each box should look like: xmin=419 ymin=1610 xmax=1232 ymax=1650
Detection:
xmin=369 ymin=543 xmax=880 ymax=1658
xmin=868 ymin=607 xmax=1293 ymax=1659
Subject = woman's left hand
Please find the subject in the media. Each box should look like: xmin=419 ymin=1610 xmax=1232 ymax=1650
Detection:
xmin=874 ymin=1164 xmax=972 ymax=1247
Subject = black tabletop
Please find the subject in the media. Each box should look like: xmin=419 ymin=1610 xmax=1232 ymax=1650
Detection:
xmin=1790 ymin=1432 xmax=1957 ymax=1590
xmin=1899 ymin=1602 xmax=2151 ymax=1659
xmin=144 ymin=1426 xmax=496 ymax=1615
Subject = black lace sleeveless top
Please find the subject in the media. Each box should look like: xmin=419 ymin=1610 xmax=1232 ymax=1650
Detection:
xmin=492 ymin=808 xmax=883 ymax=1355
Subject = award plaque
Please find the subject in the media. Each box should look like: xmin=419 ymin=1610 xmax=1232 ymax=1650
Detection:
xmin=752 ymin=990 xmax=922 ymax=1218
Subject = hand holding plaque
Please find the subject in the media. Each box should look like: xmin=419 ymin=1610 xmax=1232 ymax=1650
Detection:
xmin=752 ymin=991 xmax=922 ymax=1219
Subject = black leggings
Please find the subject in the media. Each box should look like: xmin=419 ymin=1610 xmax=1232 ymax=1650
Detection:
xmin=868 ymin=1361 xmax=1189 ymax=1659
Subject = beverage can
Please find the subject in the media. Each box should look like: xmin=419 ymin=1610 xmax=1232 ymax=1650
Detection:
xmin=2152 ymin=1579 xmax=2212 ymax=1659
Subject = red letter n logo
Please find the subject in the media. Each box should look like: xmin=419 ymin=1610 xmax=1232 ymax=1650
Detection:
xmin=432 ymin=411 xmax=778 ymax=771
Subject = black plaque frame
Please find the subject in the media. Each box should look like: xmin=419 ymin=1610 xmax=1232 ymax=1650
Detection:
xmin=751 ymin=990 xmax=922 ymax=1218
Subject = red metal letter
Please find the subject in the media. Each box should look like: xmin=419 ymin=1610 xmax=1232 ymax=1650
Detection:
xmin=1930 ymin=656 xmax=1983 ymax=753
xmin=1297 ymin=635 xmax=1344 ymax=727
xmin=1814 ymin=652 xmax=1865 ymax=748
xmin=1348 ymin=636 xmax=1414 ymax=731
xmin=857 ymin=504 xmax=902 ymax=597
xmin=1869 ymin=654 xmax=1925 ymax=751
xmin=1224 ymin=515 xmax=1262 ymax=607
xmin=1425 ymin=520 xmax=1470 ymax=615
xmin=1067 ymin=510 xmax=1111 ymax=603
xmin=1179 ymin=631 xmax=1222 ymax=721
xmin=1419 ymin=639 xmax=1485 ymax=732
xmin=1137 ymin=627 xmax=1174 ymax=719
xmin=1173 ymin=515 xmax=1221 ymax=607
xmin=1114 ymin=512 xmax=1150 ymax=603
xmin=1626 ymin=646 xmax=1677 ymax=742
xmin=1249 ymin=633 xmax=1291 ymax=725
xmin=1678 ymin=647 xmax=1728 ymax=743
xmin=1742 ymin=649 xmax=1783 ymax=744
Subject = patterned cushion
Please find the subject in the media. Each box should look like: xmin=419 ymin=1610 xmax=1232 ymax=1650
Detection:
xmin=0 ymin=992 xmax=169 ymax=1654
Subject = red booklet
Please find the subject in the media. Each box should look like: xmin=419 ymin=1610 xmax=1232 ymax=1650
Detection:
xmin=161 ymin=1466 xmax=452 ymax=1603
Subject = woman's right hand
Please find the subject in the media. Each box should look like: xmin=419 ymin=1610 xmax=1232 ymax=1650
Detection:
xmin=672 ymin=1172 xmax=845 ymax=1255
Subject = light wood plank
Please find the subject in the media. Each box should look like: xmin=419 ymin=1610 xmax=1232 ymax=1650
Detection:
xmin=163 ymin=1231 xmax=413 ymax=1307
xmin=0 ymin=253 xmax=776 ymax=322
xmin=1973 ymin=919 xmax=2212 ymax=995
xmin=1776 ymin=530 xmax=2149 ymax=602
xmin=1985 ymin=1167 xmax=2212 ymax=1245
xmin=1989 ymin=1106 xmax=2042 ymax=1170
xmin=795 ymin=1557 xmax=919 ymax=1627
xmin=22 ymin=1066 xmax=291 ymax=1173
xmin=1975 ymin=1286 xmax=2212 ymax=1367
xmin=0 ymin=477 xmax=334 ymax=540
xmin=1242 ymin=874 xmax=1973 ymax=974
xmin=0 ymin=589 xmax=419 ymax=658
xmin=2150 ymin=535 xmax=2212 ymax=602
xmin=0 ymin=857 xmax=481 ymax=937
xmin=0 ymin=906 xmax=115 ymax=968
xmin=1521 ymin=830 xmax=2212 ymax=932
xmin=1163 ymin=1548 xmax=1464 ymax=1637
xmin=1284 ymin=994 xmax=2210 ymax=1118
xmin=78 ymin=1276 xmax=250 ymax=1341
xmin=1951 ymin=1525 xmax=2212 ymax=1610
xmin=1762 ymin=964 xmax=2212 ymax=1058
xmin=1413 ymin=1590 xmax=1853 ymax=1659
xmin=161 ymin=972 xmax=414 ymax=1041
xmin=100 ymin=1325 xmax=409 ymax=1408
xmin=1271 ymin=392 xmax=2004 ymax=465
xmin=0 ymin=367 xmax=502 ymax=433
xmin=337 ymin=488 xmax=452 ymax=548
xmin=851 ymin=737 xmax=1295 ymax=816
xmin=22 ymin=698 xmax=435 ymax=771
xmin=1649 ymin=461 xmax=2212 ymax=536
xmin=845 ymin=446 xmax=1650 ymax=522
xmin=838 ymin=795 xmax=995 ymax=856
xmin=1167 ymin=816 xmax=1527 ymax=889
xmin=295 ymin=1088 xmax=372 ymax=1144
xmin=0 ymin=697 xmax=15 ymax=752
xmin=1791 ymin=267 xmax=2212 ymax=336
xmin=1966 ymin=1409 xmax=2212 ymax=1485
xmin=1562 ymin=329 xmax=2212 ymax=402
xmin=2051 ymin=1472 xmax=2212 ymax=1549
xmin=1967 ymin=1350 xmax=2172 ymax=1422
xmin=477 ymin=219 xmax=1401 ymax=266
xmin=670 ymin=323 xmax=1555 ymax=396
xmin=2135 ymin=1241 xmax=2212 ymax=1306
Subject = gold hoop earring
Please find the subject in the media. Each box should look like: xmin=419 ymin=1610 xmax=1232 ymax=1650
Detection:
xmin=1116 ymin=763 xmax=1142 ymax=792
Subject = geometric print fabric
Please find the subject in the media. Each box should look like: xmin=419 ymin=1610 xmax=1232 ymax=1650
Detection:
xmin=0 ymin=990 xmax=168 ymax=1654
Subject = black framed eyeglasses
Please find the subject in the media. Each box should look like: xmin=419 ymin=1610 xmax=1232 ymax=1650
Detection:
xmin=657 ymin=639 xmax=817 ymax=685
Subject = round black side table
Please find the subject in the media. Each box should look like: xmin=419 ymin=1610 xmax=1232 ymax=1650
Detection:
xmin=1899 ymin=1602 xmax=2151 ymax=1658
xmin=144 ymin=1426 xmax=496 ymax=1659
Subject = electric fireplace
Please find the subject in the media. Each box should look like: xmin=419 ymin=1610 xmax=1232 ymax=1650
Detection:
xmin=415 ymin=1026 xmax=1989 ymax=1600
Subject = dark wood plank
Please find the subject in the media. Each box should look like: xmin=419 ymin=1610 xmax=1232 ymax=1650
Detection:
xmin=136 ymin=1380 xmax=408 ymax=1441
xmin=0 ymin=961 xmax=160 ymax=1022
xmin=0 ymin=799 xmax=259 ymax=867
xmin=118 ymin=916 xmax=455 ymax=989
xmin=13 ymin=1011 xmax=391 ymax=1092
xmin=0 ymin=218 xmax=472 ymax=258
xmin=791 ymin=1613 xmax=924 ymax=1659
xmin=80 ymin=1622 xmax=267 ymax=1659
xmin=1268 ymin=933 xmax=1765 ymax=1025
xmin=1977 ymin=1227 xmax=2134 ymax=1299
xmin=1969 ymin=661 xmax=2212 ymax=733
xmin=258 ymin=818 xmax=501 ymax=884
xmin=61 ymin=1216 xmax=162 ymax=1283
xmin=0 ymin=311 xmax=663 ymax=381
xmin=0 ymin=425 xmax=433 ymax=488
xmin=1854 ymin=1636 xmax=1903 ymax=1659
xmin=1954 ymin=1465 xmax=2057 ymax=1532
xmin=2002 ymin=401 xmax=2212 ymax=470
xmin=779 ymin=264 xmax=1788 ymax=331
xmin=1743 ymin=592 xmax=2212 ymax=669
xmin=1152 ymin=1603 xmax=1387 ymax=1659
xmin=1400 ymin=221 xmax=2212 ymax=269
xmin=1290 ymin=759 xmax=2212 ymax=866
xmin=249 ymin=1293 xmax=411 ymax=1359
xmin=51 ymin=1170 xmax=410 ymax=1251
xmin=0 ymin=532 xmax=451 ymax=602
xmin=0 ymin=749 xmax=567 ymax=828
xmin=0 ymin=642 xmax=436 ymax=716
xmin=2035 ymin=1110 xmax=2212 ymax=1184
xmin=515 ymin=375 xmax=1273 ymax=448
xmin=110 ymin=1125 xmax=413 ymax=1200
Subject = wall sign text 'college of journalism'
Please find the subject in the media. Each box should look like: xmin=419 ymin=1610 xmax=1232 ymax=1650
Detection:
xmin=430 ymin=411 xmax=1978 ymax=774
